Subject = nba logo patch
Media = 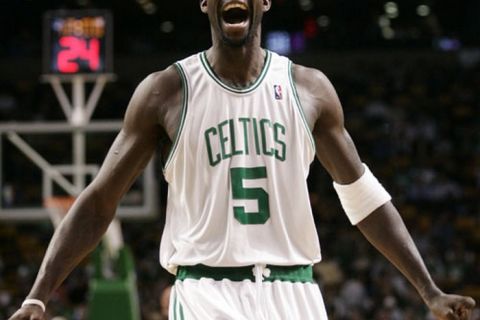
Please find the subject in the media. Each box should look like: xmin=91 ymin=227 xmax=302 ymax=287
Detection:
xmin=274 ymin=85 xmax=283 ymax=100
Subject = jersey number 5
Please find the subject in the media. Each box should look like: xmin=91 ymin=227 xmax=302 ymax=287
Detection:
xmin=231 ymin=167 xmax=270 ymax=224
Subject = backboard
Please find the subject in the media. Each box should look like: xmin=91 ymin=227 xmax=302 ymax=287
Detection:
xmin=0 ymin=121 xmax=158 ymax=221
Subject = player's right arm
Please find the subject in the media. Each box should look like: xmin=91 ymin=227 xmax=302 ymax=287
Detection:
xmin=8 ymin=66 xmax=182 ymax=320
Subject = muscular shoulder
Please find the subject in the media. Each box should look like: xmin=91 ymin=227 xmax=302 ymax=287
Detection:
xmin=291 ymin=63 xmax=344 ymax=131
xmin=292 ymin=64 xmax=329 ymax=95
xmin=144 ymin=65 xmax=182 ymax=106
xmin=124 ymin=65 xmax=183 ymax=138
xmin=128 ymin=66 xmax=182 ymax=124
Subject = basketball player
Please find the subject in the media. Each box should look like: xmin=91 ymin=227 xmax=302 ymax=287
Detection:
xmin=9 ymin=0 xmax=476 ymax=319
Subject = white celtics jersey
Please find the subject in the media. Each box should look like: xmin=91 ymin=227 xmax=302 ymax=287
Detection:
xmin=160 ymin=50 xmax=321 ymax=274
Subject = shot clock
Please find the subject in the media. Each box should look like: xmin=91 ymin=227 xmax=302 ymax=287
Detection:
xmin=43 ymin=10 xmax=113 ymax=74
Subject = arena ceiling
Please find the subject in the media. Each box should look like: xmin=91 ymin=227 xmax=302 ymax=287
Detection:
xmin=1 ymin=0 xmax=479 ymax=58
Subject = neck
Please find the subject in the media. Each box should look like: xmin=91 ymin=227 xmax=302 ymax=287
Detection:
xmin=206 ymin=33 xmax=266 ymax=88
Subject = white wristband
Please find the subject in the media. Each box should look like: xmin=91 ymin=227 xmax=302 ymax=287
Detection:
xmin=22 ymin=299 xmax=46 ymax=312
xmin=333 ymin=163 xmax=391 ymax=225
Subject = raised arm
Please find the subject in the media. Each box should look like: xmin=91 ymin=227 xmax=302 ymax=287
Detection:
xmin=9 ymin=66 xmax=182 ymax=320
xmin=292 ymin=64 xmax=475 ymax=320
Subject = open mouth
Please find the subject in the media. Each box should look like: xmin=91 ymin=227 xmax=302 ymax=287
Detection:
xmin=222 ymin=2 xmax=249 ymax=25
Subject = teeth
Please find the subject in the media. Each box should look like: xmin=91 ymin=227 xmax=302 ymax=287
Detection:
xmin=223 ymin=2 xmax=248 ymax=11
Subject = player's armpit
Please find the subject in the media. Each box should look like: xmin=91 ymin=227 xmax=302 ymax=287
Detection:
xmin=292 ymin=63 xmax=364 ymax=183
xmin=89 ymin=65 xmax=183 ymax=206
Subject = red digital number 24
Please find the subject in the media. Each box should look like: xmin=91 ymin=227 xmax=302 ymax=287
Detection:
xmin=57 ymin=36 xmax=100 ymax=73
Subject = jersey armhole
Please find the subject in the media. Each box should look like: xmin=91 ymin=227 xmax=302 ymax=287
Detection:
xmin=287 ymin=61 xmax=316 ymax=154
xmin=163 ymin=63 xmax=189 ymax=173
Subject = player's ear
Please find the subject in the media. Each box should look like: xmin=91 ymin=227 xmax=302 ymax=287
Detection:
xmin=262 ymin=0 xmax=272 ymax=12
xmin=200 ymin=0 xmax=208 ymax=14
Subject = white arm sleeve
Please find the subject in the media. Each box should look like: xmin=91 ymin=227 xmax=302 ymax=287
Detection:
xmin=333 ymin=163 xmax=392 ymax=225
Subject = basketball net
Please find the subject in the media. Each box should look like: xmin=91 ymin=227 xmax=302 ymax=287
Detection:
xmin=43 ymin=195 xmax=124 ymax=263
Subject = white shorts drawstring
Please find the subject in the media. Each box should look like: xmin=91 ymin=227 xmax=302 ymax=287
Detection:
xmin=252 ymin=264 xmax=271 ymax=320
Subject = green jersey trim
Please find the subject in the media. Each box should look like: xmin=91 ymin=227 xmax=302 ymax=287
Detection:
xmin=176 ymin=264 xmax=314 ymax=283
xmin=287 ymin=61 xmax=316 ymax=154
xmin=163 ymin=63 xmax=189 ymax=172
xmin=200 ymin=50 xmax=272 ymax=94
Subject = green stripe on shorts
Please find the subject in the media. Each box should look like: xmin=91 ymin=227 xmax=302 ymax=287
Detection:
xmin=173 ymin=294 xmax=185 ymax=320
xmin=176 ymin=264 xmax=313 ymax=283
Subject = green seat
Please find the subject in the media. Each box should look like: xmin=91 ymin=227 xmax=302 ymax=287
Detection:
xmin=87 ymin=246 xmax=140 ymax=320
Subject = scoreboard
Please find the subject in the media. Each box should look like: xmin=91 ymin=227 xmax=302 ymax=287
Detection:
xmin=43 ymin=10 xmax=113 ymax=74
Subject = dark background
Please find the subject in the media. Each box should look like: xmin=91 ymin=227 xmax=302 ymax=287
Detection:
xmin=0 ymin=1 xmax=479 ymax=319
xmin=2 ymin=0 xmax=480 ymax=57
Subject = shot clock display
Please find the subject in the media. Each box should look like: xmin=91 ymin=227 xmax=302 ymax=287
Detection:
xmin=43 ymin=10 xmax=113 ymax=74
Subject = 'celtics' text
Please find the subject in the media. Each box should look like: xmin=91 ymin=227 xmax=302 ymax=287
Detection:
xmin=204 ymin=118 xmax=286 ymax=166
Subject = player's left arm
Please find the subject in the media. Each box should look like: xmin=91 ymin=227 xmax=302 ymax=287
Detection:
xmin=292 ymin=64 xmax=475 ymax=320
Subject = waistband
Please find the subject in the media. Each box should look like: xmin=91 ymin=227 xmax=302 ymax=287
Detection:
xmin=176 ymin=264 xmax=314 ymax=283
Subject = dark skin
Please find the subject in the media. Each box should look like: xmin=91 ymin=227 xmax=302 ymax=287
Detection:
xmin=10 ymin=0 xmax=476 ymax=319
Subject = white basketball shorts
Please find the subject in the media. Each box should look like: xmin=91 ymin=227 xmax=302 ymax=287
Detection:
xmin=169 ymin=264 xmax=328 ymax=320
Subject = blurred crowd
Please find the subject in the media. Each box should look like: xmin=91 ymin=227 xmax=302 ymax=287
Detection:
xmin=0 ymin=52 xmax=479 ymax=319
xmin=309 ymin=54 xmax=480 ymax=319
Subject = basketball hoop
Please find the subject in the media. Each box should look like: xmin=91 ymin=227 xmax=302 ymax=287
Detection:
xmin=43 ymin=195 xmax=123 ymax=260
xmin=43 ymin=196 xmax=76 ymax=228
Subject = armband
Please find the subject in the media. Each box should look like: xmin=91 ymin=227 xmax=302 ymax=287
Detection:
xmin=333 ymin=163 xmax=391 ymax=225
xmin=22 ymin=298 xmax=46 ymax=312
